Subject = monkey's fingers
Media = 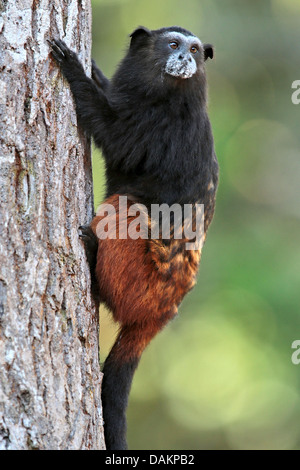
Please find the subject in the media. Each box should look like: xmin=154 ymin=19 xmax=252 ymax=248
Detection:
xmin=79 ymin=225 xmax=92 ymax=239
xmin=48 ymin=39 xmax=66 ymax=64
xmin=79 ymin=225 xmax=98 ymax=244
xmin=49 ymin=39 xmax=87 ymax=79
xmin=48 ymin=39 xmax=76 ymax=63
xmin=52 ymin=39 xmax=72 ymax=57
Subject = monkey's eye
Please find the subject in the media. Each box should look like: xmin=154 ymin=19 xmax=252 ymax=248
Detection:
xmin=190 ymin=45 xmax=199 ymax=54
xmin=169 ymin=41 xmax=179 ymax=50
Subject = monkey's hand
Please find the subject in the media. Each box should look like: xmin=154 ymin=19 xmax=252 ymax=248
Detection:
xmin=48 ymin=39 xmax=115 ymax=143
xmin=48 ymin=39 xmax=85 ymax=82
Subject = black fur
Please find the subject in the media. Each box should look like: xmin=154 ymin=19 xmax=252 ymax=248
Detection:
xmin=102 ymin=351 xmax=139 ymax=450
xmin=78 ymin=225 xmax=100 ymax=303
xmin=48 ymin=29 xmax=218 ymax=210
xmin=49 ymin=26 xmax=219 ymax=450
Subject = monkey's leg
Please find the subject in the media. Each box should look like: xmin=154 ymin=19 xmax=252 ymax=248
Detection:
xmin=49 ymin=39 xmax=115 ymax=143
xmin=102 ymin=311 xmax=176 ymax=450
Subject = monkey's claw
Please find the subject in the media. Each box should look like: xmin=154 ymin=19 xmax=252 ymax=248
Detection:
xmin=48 ymin=39 xmax=68 ymax=63
xmin=79 ymin=225 xmax=98 ymax=254
xmin=48 ymin=38 xmax=80 ymax=69
xmin=79 ymin=225 xmax=95 ymax=240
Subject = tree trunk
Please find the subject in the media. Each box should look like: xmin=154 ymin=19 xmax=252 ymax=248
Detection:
xmin=0 ymin=0 xmax=105 ymax=450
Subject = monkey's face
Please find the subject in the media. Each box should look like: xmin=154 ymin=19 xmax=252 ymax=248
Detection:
xmin=156 ymin=31 xmax=213 ymax=80
xmin=129 ymin=27 xmax=214 ymax=84
xmin=158 ymin=32 xmax=202 ymax=79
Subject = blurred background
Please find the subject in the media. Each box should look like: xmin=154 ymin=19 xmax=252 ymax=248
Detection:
xmin=91 ymin=0 xmax=300 ymax=450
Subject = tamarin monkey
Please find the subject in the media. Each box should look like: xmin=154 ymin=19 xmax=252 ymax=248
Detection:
xmin=49 ymin=26 xmax=219 ymax=450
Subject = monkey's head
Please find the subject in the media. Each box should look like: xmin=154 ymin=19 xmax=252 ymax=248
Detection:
xmin=129 ymin=26 xmax=214 ymax=82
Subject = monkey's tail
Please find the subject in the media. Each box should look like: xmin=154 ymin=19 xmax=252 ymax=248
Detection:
xmin=101 ymin=342 xmax=139 ymax=450
xmin=102 ymin=315 xmax=174 ymax=450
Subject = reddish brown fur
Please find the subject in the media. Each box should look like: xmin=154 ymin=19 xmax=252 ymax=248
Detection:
xmin=91 ymin=194 xmax=202 ymax=362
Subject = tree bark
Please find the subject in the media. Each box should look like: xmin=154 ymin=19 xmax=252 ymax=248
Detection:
xmin=0 ymin=0 xmax=105 ymax=450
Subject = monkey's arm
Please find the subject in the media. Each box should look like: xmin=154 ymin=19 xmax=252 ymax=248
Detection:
xmin=49 ymin=39 xmax=115 ymax=143
xmin=92 ymin=59 xmax=110 ymax=92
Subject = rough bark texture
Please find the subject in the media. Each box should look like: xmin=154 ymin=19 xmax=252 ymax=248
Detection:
xmin=0 ymin=0 xmax=105 ymax=450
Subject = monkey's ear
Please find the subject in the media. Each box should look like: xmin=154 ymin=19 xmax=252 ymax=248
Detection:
xmin=130 ymin=27 xmax=152 ymax=48
xmin=203 ymin=44 xmax=214 ymax=61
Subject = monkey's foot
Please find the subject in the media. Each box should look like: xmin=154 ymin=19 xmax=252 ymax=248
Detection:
xmin=79 ymin=225 xmax=98 ymax=272
xmin=79 ymin=225 xmax=100 ymax=303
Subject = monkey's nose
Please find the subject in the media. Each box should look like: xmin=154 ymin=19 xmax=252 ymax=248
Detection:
xmin=179 ymin=54 xmax=192 ymax=63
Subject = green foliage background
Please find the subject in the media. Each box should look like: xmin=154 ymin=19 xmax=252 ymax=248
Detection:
xmin=91 ymin=0 xmax=300 ymax=450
